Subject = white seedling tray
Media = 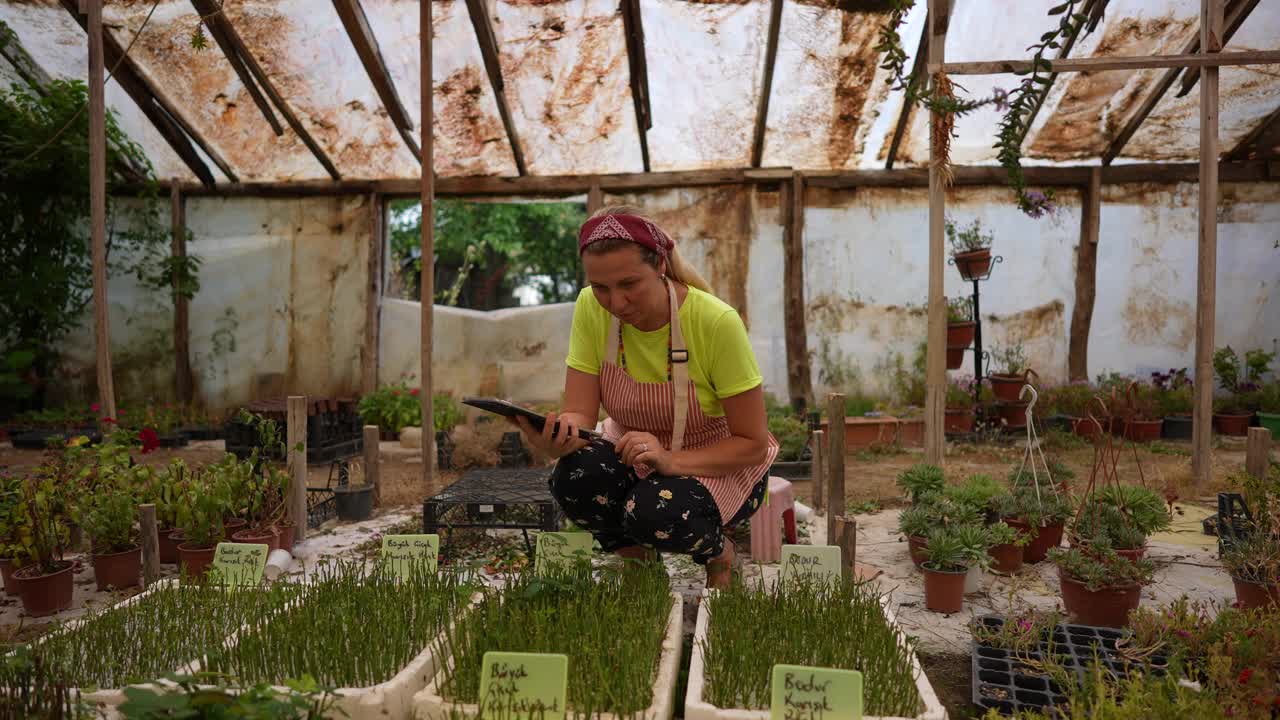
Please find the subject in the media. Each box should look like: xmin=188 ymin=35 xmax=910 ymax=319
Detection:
xmin=684 ymin=590 xmax=947 ymax=720
xmin=413 ymin=591 xmax=685 ymax=720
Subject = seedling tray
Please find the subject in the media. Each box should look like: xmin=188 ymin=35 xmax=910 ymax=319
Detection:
xmin=685 ymin=590 xmax=947 ymax=720
xmin=413 ymin=592 xmax=684 ymax=720
xmin=970 ymin=615 xmax=1168 ymax=716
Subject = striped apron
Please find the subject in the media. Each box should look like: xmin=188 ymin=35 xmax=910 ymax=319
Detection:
xmin=598 ymin=279 xmax=779 ymax=523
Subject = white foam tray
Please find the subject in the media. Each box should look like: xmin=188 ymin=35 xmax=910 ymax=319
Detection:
xmin=413 ymin=591 xmax=685 ymax=720
xmin=684 ymin=590 xmax=948 ymax=720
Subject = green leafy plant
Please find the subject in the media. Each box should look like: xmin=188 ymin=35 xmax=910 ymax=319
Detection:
xmin=897 ymin=506 xmax=933 ymax=539
xmin=119 ymin=674 xmax=337 ymax=720
xmin=768 ymin=412 xmax=808 ymax=462
xmin=1048 ymin=382 xmax=1097 ymax=419
xmin=943 ymin=474 xmax=1004 ymax=515
xmin=945 ymin=219 xmax=994 ymax=254
xmin=1257 ymin=381 xmax=1280 ymax=414
xmin=896 ymin=463 xmax=945 ymax=504
xmin=176 ymin=467 xmax=227 ymax=548
xmin=922 ymin=527 xmax=970 ymax=572
xmin=987 ymin=521 xmax=1030 ymax=548
xmin=1048 ymin=546 xmax=1155 ymax=591
xmin=1071 ymin=504 xmax=1147 ymax=551
xmin=991 ymin=341 xmax=1028 ymax=377
xmin=1214 ymin=346 xmax=1274 ymax=412
xmin=701 ymin=575 xmax=922 ymax=716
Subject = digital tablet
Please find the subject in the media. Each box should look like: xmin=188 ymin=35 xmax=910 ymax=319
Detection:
xmin=461 ymin=397 xmax=604 ymax=442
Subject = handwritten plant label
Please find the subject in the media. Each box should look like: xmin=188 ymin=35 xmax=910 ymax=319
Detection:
xmin=770 ymin=665 xmax=863 ymax=720
xmin=210 ymin=542 xmax=269 ymax=586
xmin=380 ymin=534 xmax=440 ymax=578
xmin=780 ymin=544 xmax=842 ymax=586
xmin=478 ymin=652 xmax=568 ymax=720
xmin=534 ymin=532 xmax=593 ymax=574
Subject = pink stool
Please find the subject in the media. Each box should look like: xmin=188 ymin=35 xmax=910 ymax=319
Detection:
xmin=749 ymin=476 xmax=797 ymax=564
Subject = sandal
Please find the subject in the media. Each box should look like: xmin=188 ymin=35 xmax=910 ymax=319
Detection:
xmin=705 ymin=542 xmax=736 ymax=590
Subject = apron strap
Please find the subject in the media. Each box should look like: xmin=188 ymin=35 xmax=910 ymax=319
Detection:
xmin=668 ymin=279 xmax=690 ymax=453
xmin=605 ymin=312 xmax=621 ymax=366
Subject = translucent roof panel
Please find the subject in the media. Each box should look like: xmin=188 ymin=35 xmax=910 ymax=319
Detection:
xmin=0 ymin=0 xmax=198 ymax=182
xmin=362 ymin=0 xmax=517 ymax=178
xmin=1025 ymin=0 xmax=1199 ymax=162
xmin=763 ymin=3 xmax=901 ymax=170
xmin=642 ymin=0 xmax=768 ymax=171
xmin=218 ymin=0 xmax=420 ymax=180
xmin=1121 ymin=6 xmax=1280 ymax=161
xmin=102 ymin=0 xmax=327 ymax=182
xmin=491 ymin=0 xmax=642 ymax=175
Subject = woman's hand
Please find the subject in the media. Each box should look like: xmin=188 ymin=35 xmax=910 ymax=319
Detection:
xmin=510 ymin=411 xmax=587 ymax=459
xmin=616 ymin=431 xmax=678 ymax=475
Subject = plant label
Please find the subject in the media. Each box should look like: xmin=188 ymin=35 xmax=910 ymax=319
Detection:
xmin=770 ymin=665 xmax=862 ymax=720
xmin=380 ymin=534 xmax=440 ymax=578
xmin=534 ymin=532 xmax=592 ymax=574
xmin=210 ymin=542 xmax=268 ymax=586
xmin=479 ymin=651 xmax=568 ymax=720
xmin=780 ymin=545 xmax=842 ymax=586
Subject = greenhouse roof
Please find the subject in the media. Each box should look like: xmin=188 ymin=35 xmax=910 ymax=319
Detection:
xmin=1 ymin=0 xmax=1277 ymax=187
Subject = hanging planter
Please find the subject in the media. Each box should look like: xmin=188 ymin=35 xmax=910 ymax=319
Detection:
xmin=945 ymin=346 xmax=966 ymax=370
xmin=947 ymin=321 xmax=976 ymax=349
xmin=1004 ymin=518 xmax=1064 ymax=564
xmin=953 ymin=248 xmax=994 ymax=281
xmin=13 ymin=561 xmax=75 ymax=617
xmin=91 ymin=545 xmax=141 ymax=592
xmin=993 ymin=401 xmax=1030 ymax=429
xmin=990 ymin=371 xmax=1033 ymax=403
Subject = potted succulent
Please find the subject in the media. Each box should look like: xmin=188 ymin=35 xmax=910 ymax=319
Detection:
xmin=946 ymin=218 xmax=995 ymax=281
xmin=1151 ymin=368 xmax=1193 ymax=440
xmin=1257 ymin=380 xmax=1280 ymax=438
xmin=898 ymin=492 xmax=983 ymax=567
xmin=997 ymin=486 xmax=1072 ymax=563
xmin=1222 ymin=524 xmax=1279 ymax=609
xmin=176 ymin=473 xmax=228 ymax=580
xmin=951 ymin=522 xmax=996 ymax=594
xmin=987 ymin=520 xmax=1029 ymax=575
xmin=1071 ymin=485 xmax=1171 ymax=562
xmin=1049 ymin=544 xmax=1156 ymax=627
xmin=945 ymin=376 xmax=976 ymax=434
xmin=1119 ymin=382 xmax=1163 ymax=443
xmin=921 ymin=527 xmax=975 ymax=613
xmin=1212 ymin=346 xmax=1273 ymax=436
xmin=942 ymin=473 xmax=1005 ymax=523
xmin=897 ymin=506 xmax=932 ymax=567
xmin=896 ymin=463 xmax=945 ymax=505
xmin=11 ymin=476 xmax=74 ymax=617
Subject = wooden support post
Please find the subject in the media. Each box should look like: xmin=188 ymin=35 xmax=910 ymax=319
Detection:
xmin=1246 ymin=427 xmax=1272 ymax=480
xmin=826 ymin=394 xmax=846 ymax=543
xmin=587 ymin=184 xmax=604 ymax=216
xmin=923 ymin=1 xmax=948 ymax=466
xmin=88 ymin=0 xmax=115 ymax=421
xmin=833 ymin=515 xmax=856 ymax=582
xmin=1192 ymin=0 xmax=1224 ymax=489
xmin=364 ymin=425 xmax=382 ymax=506
xmin=783 ymin=173 xmax=813 ymax=410
xmin=363 ymin=193 xmax=383 ymax=395
xmin=139 ymin=504 xmax=160 ymax=586
xmin=420 ymin=0 xmax=436 ymax=486
xmin=1068 ymin=167 xmax=1101 ymax=380
xmin=812 ymin=429 xmax=826 ymax=515
xmin=288 ymin=396 xmax=308 ymax=542
xmin=171 ymin=186 xmax=192 ymax=404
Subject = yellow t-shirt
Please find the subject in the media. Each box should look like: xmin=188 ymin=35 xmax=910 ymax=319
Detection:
xmin=565 ymin=285 xmax=762 ymax=418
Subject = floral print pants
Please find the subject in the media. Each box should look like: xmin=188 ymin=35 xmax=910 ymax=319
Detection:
xmin=549 ymin=439 xmax=767 ymax=565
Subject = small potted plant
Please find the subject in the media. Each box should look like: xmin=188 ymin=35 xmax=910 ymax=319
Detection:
xmin=989 ymin=341 xmax=1035 ymax=422
xmin=921 ymin=527 xmax=975 ymax=613
xmin=997 ymin=486 xmax=1072 ymax=564
xmin=987 ymin=520 xmax=1029 ymax=575
xmin=942 ymin=473 xmax=1005 ymax=523
xmin=176 ymin=473 xmax=228 ymax=580
xmin=358 ymin=381 xmax=423 ymax=442
xmin=10 ymin=476 xmax=74 ymax=616
xmin=951 ymin=522 xmax=996 ymax=594
xmin=946 ymin=218 xmax=994 ymax=281
xmin=1257 ymin=380 xmax=1280 ymax=438
xmin=1049 ymin=544 xmax=1156 ymax=627
xmin=150 ymin=460 xmax=186 ymax=564
xmin=78 ymin=479 xmax=142 ymax=591
xmin=1222 ymin=525 xmax=1279 ymax=609
xmin=945 ymin=376 xmax=976 ymax=434
xmin=1212 ymin=346 xmax=1273 ymax=436
xmin=1151 ymin=368 xmax=1193 ymax=440
xmin=898 ymin=492 xmax=983 ymax=567
xmin=897 ymin=505 xmax=932 ymax=567
xmin=946 ymin=296 xmax=975 ymax=370
xmin=1119 ymin=382 xmax=1163 ymax=443
xmin=0 ymin=472 xmax=26 ymax=596
xmin=896 ymin=463 xmax=945 ymax=505
xmin=230 ymin=466 xmax=282 ymax=552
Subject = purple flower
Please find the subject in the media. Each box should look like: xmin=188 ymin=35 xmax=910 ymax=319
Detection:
xmin=992 ymin=88 xmax=1010 ymax=112
xmin=1020 ymin=190 xmax=1058 ymax=219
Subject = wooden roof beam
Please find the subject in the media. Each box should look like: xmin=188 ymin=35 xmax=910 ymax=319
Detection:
xmin=464 ymin=0 xmax=527 ymax=175
xmin=190 ymin=0 xmax=341 ymax=180
xmin=884 ymin=12 xmax=928 ymax=170
xmin=187 ymin=0 xmax=283 ymax=136
xmin=933 ymin=49 xmax=1280 ymax=75
xmin=621 ymin=0 xmax=652 ymax=172
xmin=1177 ymin=0 xmax=1261 ymax=97
xmin=750 ymin=0 xmax=783 ymax=168
xmin=332 ymin=0 xmax=420 ymax=160
xmin=1015 ymin=0 xmax=1108 ymax=148
xmin=60 ymin=0 xmax=220 ymax=186
xmin=1228 ymin=103 xmax=1280 ymax=161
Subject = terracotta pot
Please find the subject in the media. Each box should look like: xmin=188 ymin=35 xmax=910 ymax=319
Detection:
xmin=818 ymin=417 xmax=901 ymax=451
xmin=945 ymin=409 xmax=975 ymax=434
xmin=1231 ymin=575 xmax=1280 ymax=609
xmin=13 ymin=561 xmax=75 ymax=617
xmin=1214 ymin=412 xmax=1253 ymax=437
xmin=91 ymin=546 xmax=141 ymax=591
xmin=923 ymin=564 xmax=967 ymax=613
xmin=1008 ymin=519 xmax=1063 ymax=564
xmin=1069 ymin=415 xmax=1104 ymax=439
xmin=178 ymin=542 xmax=218 ymax=581
xmin=953 ymin=248 xmax=993 ymax=280
xmin=1058 ymin=570 xmax=1141 ymax=627
xmin=159 ymin=528 xmax=182 ymax=564
xmin=0 ymin=557 xmax=18 ymax=596
xmin=277 ymin=522 xmax=296 ymax=551
xmin=946 ymin=346 xmax=966 ymax=370
xmin=231 ymin=527 xmax=280 ymax=553
xmin=1123 ymin=418 xmax=1163 ymax=443
xmin=1116 ymin=546 xmax=1147 ymax=563
xmin=990 ymin=373 xmax=1030 ymax=403
xmin=908 ymin=535 xmax=928 ymax=567
xmin=897 ymin=419 xmax=924 ymax=447
xmin=994 ymin=401 xmax=1030 ymax=429
xmin=223 ymin=518 xmax=247 ymax=537
xmin=989 ymin=543 xmax=1024 ymax=575
xmin=947 ymin=322 xmax=976 ymax=349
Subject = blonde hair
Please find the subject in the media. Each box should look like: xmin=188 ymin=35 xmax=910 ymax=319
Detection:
xmin=585 ymin=205 xmax=712 ymax=293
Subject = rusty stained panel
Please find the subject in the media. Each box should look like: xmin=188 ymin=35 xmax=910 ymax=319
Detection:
xmin=1122 ymin=6 xmax=1280 ymax=161
xmin=361 ymin=0 xmax=517 ymax=178
xmin=0 ymin=1 xmax=198 ymax=181
xmin=889 ymin=1 xmax=1075 ymax=167
xmin=217 ymin=0 xmax=419 ymax=180
xmin=101 ymin=0 xmax=327 ymax=181
xmin=492 ymin=0 xmax=642 ymax=175
xmin=762 ymin=2 xmax=898 ymax=170
xmin=641 ymin=0 xmax=769 ymax=171
xmin=1026 ymin=0 xmax=1198 ymax=161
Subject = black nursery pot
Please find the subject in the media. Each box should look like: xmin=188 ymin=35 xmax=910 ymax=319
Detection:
xmin=1162 ymin=415 xmax=1193 ymax=440
xmin=334 ymin=485 xmax=374 ymax=521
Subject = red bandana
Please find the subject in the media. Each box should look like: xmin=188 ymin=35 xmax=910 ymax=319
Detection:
xmin=577 ymin=214 xmax=673 ymax=258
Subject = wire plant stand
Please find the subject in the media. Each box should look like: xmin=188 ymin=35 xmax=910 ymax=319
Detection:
xmin=422 ymin=467 xmax=563 ymax=555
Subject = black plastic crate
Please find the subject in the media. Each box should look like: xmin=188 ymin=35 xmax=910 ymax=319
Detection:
xmin=1216 ymin=492 xmax=1254 ymax=555
xmin=423 ymin=467 xmax=563 ymax=554
xmin=971 ymin=615 xmax=1167 ymax=716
